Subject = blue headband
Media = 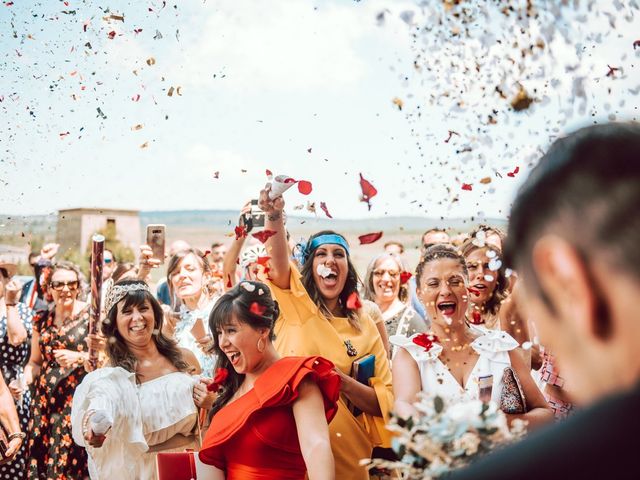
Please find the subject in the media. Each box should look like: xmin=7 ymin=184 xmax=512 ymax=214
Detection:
xmin=296 ymin=234 xmax=350 ymax=265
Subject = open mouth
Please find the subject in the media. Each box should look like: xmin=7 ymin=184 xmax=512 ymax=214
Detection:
xmin=437 ymin=302 xmax=456 ymax=316
xmin=130 ymin=323 xmax=146 ymax=333
xmin=227 ymin=351 xmax=241 ymax=366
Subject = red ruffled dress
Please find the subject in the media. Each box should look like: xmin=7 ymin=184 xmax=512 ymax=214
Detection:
xmin=199 ymin=356 xmax=340 ymax=479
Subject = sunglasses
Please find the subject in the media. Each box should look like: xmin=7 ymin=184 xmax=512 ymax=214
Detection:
xmin=104 ymin=258 xmax=113 ymax=264
xmin=50 ymin=280 xmax=79 ymax=291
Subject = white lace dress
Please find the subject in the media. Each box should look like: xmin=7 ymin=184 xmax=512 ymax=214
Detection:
xmin=71 ymin=367 xmax=199 ymax=480
xmin=175 ymin=302 xmax=217 ymax=376
xmin=389 ymin=329 xmax=519 ymax=404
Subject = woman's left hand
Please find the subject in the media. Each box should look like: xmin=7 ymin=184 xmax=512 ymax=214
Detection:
xmin=0 ymin=437 xmax=23 ymax=464
xmin=193 ymin=378 xmax=216 ymax=410
xmin=53 ymin=349 xmax=85 ymax=369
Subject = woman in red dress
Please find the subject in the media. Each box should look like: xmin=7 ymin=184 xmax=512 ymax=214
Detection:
xmin=199 ymin=281 xmax=340 ymax=480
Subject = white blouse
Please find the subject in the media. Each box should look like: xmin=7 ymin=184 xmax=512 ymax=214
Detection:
xmin=389 ymin=329 xmax=519 ymax=405
xmin=71 ymin=367 xmax=199 ymax=480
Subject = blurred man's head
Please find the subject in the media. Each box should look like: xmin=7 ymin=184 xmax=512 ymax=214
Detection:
xmin=168 ymin=240 xmax=190 ymax=257
xmin=421 ymin=228 xmax=450 ymax=255
xmin=210 ymin=242 xmax=227 ymax=264
xmin=505 ymin=122 xmax=640 ymax=405
xmin=384 ymin=241 xmax=404 ymax=257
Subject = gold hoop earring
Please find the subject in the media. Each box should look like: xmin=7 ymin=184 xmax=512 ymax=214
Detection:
xmin=257 ymin=337 xmax=265 ymax=353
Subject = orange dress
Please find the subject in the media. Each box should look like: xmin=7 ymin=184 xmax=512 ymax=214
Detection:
xmin=199 ymin=356 xmax=340 ymax=479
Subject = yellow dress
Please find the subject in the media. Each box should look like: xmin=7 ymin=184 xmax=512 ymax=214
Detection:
xmin=269 ymin=264 xmax=393 ymax=479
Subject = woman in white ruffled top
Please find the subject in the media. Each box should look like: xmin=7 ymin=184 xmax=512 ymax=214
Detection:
xmin=71 ymin=280 xmax=216 ymax=480
xmin=391 ymin=245 xmax=553 ymax=428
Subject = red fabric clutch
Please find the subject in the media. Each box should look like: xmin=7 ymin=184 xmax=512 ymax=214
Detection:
xmin=156 ymin=451 xmax=197 ymax=480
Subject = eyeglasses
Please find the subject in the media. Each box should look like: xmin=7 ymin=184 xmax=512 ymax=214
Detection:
xmin=373 ymin=269 xmax=400 ymax=279
xmin=50 ymin=280 xmax=79 ymax=291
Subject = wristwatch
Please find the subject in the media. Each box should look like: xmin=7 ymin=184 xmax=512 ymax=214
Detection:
xmin=8 ymin=432 xmax=26 ymax=441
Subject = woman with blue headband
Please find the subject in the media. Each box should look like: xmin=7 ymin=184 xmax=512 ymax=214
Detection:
xmin=258 ymin=187 xmax=393 ymax=479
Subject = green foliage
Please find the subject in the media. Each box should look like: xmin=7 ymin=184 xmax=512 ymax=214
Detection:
xmin=83 ymin=224 xmax=135 ymax=274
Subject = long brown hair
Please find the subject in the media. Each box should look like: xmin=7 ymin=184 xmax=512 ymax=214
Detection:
xmin=166 ymin=248 xmax=213 ymax=309
xmin=102 ymin=280 xmax=190 ymax=378
xmin=461 ymin=240 xmax=509 ymax=316
xmin=208 ymin=281 xmax=279 ymax=416
xmin=362 ymin=253 xmax=408 ymax=303
xmin=299 ymin=230 xmax=362 ymax=331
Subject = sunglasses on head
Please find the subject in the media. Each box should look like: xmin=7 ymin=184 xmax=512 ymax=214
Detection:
xmin=50 ymin=280 xmax=79 ymax=291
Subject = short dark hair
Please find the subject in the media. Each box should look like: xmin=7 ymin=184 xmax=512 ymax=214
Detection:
xmin=505 ymin=123 xmax=640 ymax=285
xmin=210 ymin=242 xmax=223 ymax=250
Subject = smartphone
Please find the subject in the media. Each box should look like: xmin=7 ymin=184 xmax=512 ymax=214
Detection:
xmin=250 ymin=199 xmax=265 ymax=229
xmin=146 ymin=224 xmax=166 ymax=265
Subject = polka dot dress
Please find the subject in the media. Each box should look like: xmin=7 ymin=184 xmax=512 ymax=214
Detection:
xmin=0 ymin=302 xmax=33 ymax=480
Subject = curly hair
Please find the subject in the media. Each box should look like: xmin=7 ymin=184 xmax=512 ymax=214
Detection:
xmin=415 ymin=244 xmax=469 ymax=288
xmin=208 ymin=281 xmax=280 ymax=416
xmin=461 ymin=240 xmax=509 ymax=316
xmin=102 ymin=280 xmax=191 ymax=379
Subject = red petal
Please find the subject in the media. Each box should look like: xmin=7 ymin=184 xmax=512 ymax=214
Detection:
xmin=412 ymin=333 xmax=439 ymax=351
xmin=203 ymin=250 xmax=211 ymax=257
xmin=250 ymin=302 xmax=267 ymax=316
xmin=461 ymin=183 xmax=473 ymax=191
xmin=226 ymin=274 xmax=232 ymax=289
xmin=358 ymin=232 xmax=383 ymax=245
xmin=256 ymin=256 xmax=271 ymax=266
xmin=470 ymin=311 xmax=483 ymax=324
xmin=252 ymin=230 xmax=277 ymax=243
xmin=346 ymin=292 xmax=362 ymax=310
xmin=207 ymin=368 xmax=229 ymax=392
xmin=468 ymin=287 xmax=481 ymax=296
xmin=320 ymin=202 xmax=333 ymax=219
xmin=266 ymin=169 xmax=273 ymax=177
xmin=359 ymin=174 xmax=378 ymax=211
xmin=297 ymin=180 xmax=313 ymax=195
xmin=400 ymin=272 xmax=412 ymax=285
xmin=234 ymin=225 xmax=248 ymax=240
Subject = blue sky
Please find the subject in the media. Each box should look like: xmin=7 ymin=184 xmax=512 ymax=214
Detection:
xmin=1 ymin=0 xmax=638 ymax=220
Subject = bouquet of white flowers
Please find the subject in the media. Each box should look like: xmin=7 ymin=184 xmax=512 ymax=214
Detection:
xmin=364 ymin=395 xmax=526 ymax=479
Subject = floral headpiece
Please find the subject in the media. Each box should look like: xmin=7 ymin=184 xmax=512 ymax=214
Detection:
xmin=103 ymin=282 xmax=151 ymax=315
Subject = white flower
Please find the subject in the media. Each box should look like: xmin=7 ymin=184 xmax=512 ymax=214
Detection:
xmin=316 ymin=263 xmax=332 ymax=278
xmin=452 ymin=432 xmax=481 ymax=456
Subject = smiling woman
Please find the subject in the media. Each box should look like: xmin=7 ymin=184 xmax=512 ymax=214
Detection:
xmin=71 ymin=280 xmax=210 ymax=480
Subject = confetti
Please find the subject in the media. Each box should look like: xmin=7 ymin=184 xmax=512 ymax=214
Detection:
xmin=206 ymin=368 xmax=229 ymax=392
xmin=240 ymin=282 xmax=256 ymax=292
xmin=131 ymin=124 xmax=143 ymax=131
xmin=346 ymin=292 xmax=362 ymax=310
xmin=140 ymin=141 xmax=149 ymax=149
xmin=461 ymin=183 xmax=473 ymax=191
xmin=252 ymin=230 xmax=277 ymax=243
xmin=479 ymin=177 xmax=492 ymax=184
xmin=392 ymin=97 xmax=404 ymax=110
xmin=107 ymin=30 xmax=116 ymax=40
xmin=316 ymin=264 xmax=332 ymax=278
xmin=412 ymin=333 xmax=439 ymax=351
xmin=358 ymin=173 xmax=378 ymax=210
xmin=507 ymin=166 xmax=520 ymax=178
xmin=319 ymin=202 xmax=333 ymax=218
xmin=146 ymin=58 xmax=156 ymax=66
xmin=234 ymin=225 xmax=247 ymax=240
xmin=358 ymin=232 xmax=383 ymax=245
xmin=297 ymin=180 xmax=313 ymax=195
xmin=400 ymin=272 xmax=412 ymax=285
xmin=250 ymin=302 xmax=267 ymax=316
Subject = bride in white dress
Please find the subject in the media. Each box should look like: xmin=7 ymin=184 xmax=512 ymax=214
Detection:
xmin=391 ymin=245 xmax=552 ymax=428
xmin=71 ymin=280 xmax=216 ymax=480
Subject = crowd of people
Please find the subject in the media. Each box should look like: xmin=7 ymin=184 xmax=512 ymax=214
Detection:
xmin=0 ymin=122 xmax=638 ymax=479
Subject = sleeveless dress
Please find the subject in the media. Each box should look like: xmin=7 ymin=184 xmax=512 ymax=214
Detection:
xmin=199 ymin=356 xmax=340 ymax=480
xmin=27 ymin=306 xmax=90 ymax=479
xmin=71 ymin=367 xmax=199 ymax=480
xmin=389 ymin=329 xmax=519 ymax=405
xmin=0 ymin=302 xmax=33 ymax=480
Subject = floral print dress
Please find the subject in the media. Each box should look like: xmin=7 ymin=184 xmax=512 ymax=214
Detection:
xmin=0 ymin=302 xmax=33 ymax=480
xmin=27 ymin=306 xmax=90 ymax=480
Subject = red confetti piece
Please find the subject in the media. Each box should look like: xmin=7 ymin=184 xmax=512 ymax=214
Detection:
xmin=107 ymin=31 xmax=116 ymax=40
xmin=249 ymin=302 xmax=267 ymax=316
xmin=226 ymin=274 xmax=232 ymax=288
xmin=256 ymin=256 xmax=271 ymax=267
xmin=412 ymin=333 xmax=439 ymax=352
xmin=358 ymin=232 xmax=383 ymax=245
xmin=297 ymin=180 xmax=313 ymax=195
xmin=207 ymin=368 xmax=229 ymax=392
xmin=252 ymin=230 xmax=277 ymax=243
xmin=461 ymin=183 xmax=473 ymax=191
xmin=346 ymin=292 xmax=362 ymax=310
xmin=132 ymin=94 xmax=140 ymax=102
xmin=5 ymin=2 xmax=14 ymax=6
xmin=400 ymin=272 xmax=412 ymax=285
xmin=470 ymin=310 xmax=483 ymax=324
xmin=203 ymin=250 xmax=211 ymax=257
xmin=319 ymin=202 xmax=333 ymax=218
xmin=265 ymin=169 xmax=272 ymax=177
xmin=507 ymin=166 xmax=520 ymax=178
xmin=606 ymin=65 xmax=620 ymax=77
xmin=134 ymin=28 xmax=143 ymax=34
xmin=234 ymin=225 xmax=247 ymax=240
xmin=468 ymin=287 xmax=481 ymax=296
xmin=359 ymin=173 xmax=378 ymax=210
xmin=634 ymin=40 xmax=640 ymax=50
xmin=59 ymin=132 xmax=70 ymax=138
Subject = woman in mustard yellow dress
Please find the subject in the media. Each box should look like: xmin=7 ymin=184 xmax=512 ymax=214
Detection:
xmin=257 ymin=187 xmax=393 ymax=479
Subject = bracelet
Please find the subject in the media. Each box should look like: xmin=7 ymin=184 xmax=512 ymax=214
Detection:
xmin=4 ymin=303 xmax=17 ymax=307
xmin=267 ymin=212 xmax=281 ymax=221
xmin=8 ymin=432 xmax=26 ymax=441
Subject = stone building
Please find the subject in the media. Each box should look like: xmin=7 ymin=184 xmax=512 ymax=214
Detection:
xmin=56 ymin=208 xmax=140 ymax=257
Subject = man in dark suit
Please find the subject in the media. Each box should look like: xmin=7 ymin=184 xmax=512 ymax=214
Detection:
xmin=450 ymin=122 xmax=640 ymax=479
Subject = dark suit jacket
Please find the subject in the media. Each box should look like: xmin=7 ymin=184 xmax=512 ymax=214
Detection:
xmin=448 ymin=381 xmax=640 ymax=479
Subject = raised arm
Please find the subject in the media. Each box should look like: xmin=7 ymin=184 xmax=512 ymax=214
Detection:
xmin=258 ymin=187 xmax=290 ymax=289
xmin=292 ymin=379 xmax=335 ymax=480
xmin=392 ymin=347 xmax=422 ymax=418
xmin=222 ymin=202 xmax=251 ymax=291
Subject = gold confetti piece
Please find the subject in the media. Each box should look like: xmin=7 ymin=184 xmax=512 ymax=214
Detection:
xmin=140 ymin=141 xmax=149 ymax=149
xmin=392 ymin=97 xmax=403 ymax=110
xmin=146 ymin=57 xmax=155 ymax=66
xmin=176 ymin=86 xmax=182 ymax=96
xmin=167 ymin=86 xmax=174 ymax=97
xmin=131 ymin=124 xmax=143 ymax=131
xmin=480 ymin=177 xmax=492 ymax=184
xmin=103 ymin=14 xmax=125 ymax=22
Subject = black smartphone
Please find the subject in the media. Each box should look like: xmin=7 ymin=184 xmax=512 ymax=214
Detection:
xmin=146 ymin=224 xmax=166 ymax=265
